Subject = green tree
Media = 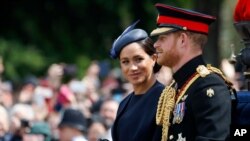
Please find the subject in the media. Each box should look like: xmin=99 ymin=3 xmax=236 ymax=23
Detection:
xmin=0 ymin=0 xmax=230 ymax=83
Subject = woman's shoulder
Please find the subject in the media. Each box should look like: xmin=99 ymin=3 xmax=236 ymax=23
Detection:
xmin=119 ymin=93 xmax=133 ymax=105
xmin=146 ymin=81 xmax=165 ymax=97
xmin=153 ymin=81 xmax=165 ymax=91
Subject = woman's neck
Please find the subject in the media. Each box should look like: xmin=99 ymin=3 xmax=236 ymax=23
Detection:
xmin=133 ymin=76 xmax=156 ymax=95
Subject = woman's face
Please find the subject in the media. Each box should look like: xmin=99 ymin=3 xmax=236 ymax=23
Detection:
xmin=119 ymin=42 xmax=156 ymax=86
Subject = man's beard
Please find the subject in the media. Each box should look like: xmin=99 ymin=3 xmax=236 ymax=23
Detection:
xmin=157 ymin=46 xmax=180 ymax=68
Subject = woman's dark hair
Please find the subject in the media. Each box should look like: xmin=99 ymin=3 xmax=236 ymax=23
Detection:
xmin=137 ymin=37 xmax=162 ymax=73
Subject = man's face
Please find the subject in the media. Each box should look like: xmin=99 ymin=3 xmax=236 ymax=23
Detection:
xmin=22 ymin=134 xmax=45 ymax=141
xmin=58 ymin=126 xmax=77 ymax=141
xmin=153 ymin=33 xmax=181 ymax=68
xmin=100 ymin=100 xmax=119 ymax=127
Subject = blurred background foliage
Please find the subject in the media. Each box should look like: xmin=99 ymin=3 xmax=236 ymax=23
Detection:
xmin=0 ymin=0 xmax=242 ymax=84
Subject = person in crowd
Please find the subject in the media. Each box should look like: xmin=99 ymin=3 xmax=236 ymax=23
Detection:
xmin=47 ymin=63 xmax=64 ymax=91
xmin=97 ymin=99 xmax=119 ymax=141
xmin=150 ymin=3 xmax=233 ymax=141
xmin=58 ymin=108 xmax=87 ymax=141
xmin=100 ymin=99 xmax=119 ymax=129
xmin=82 ymin=61 xmax=101 ymax=102
xmin=0 ymin=57 xmax=13 ymax=110
xmin=23 ymin=122 xmax=51 ymax=141
xmin=9 ymin=103 xmax=35 ymax=141
xmin=87 ymin=117 xmax=108 ymax=141
xmin=0 ymin=105 xmax=11 ymax=141
xmin=47 ymin=112 xmax=60 ymax=141
xmin=56 ymin=64 xmax=78 ymax=111
xmin=18 ymin=76 xmax=37 ymax=104
xmin=110 ymin=20 xmax=164 ymax=141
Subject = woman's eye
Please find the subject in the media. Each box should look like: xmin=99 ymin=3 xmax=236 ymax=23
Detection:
xmin=135 ymin=57 xmax=143 ymax=62
xmin=121 ymin=60 xmax=129 ymax=64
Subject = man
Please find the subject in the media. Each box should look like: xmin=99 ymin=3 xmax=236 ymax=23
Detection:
xmin=58 ymin=108 xmax=87 ymax=141
xmin=151 ymin=3 xmax=234 ymax=141
xmin=99 ymin=99 xmax=119 ymax=141
xmin=23 ymin=122 xmax=51 ymax=141
xmin=100 ymin=99 xmax=119 ymax=129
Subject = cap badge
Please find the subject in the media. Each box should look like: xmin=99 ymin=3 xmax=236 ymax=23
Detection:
xmin=206 ymin=88 xmax=214 ymax=97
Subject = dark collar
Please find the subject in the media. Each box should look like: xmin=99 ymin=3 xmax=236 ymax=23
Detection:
xmin=173 ymin=55 xmax=206 ymax=89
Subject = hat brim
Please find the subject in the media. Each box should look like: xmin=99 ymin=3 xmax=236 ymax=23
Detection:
xmin=150 ymin=27 xmax=176 ymax=36
xmin=58 ymin=123 xmax=86 ymax=132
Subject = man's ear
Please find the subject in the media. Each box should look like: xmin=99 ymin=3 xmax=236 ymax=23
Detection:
xmin=178 ymin=32 xmax=189 ymax=49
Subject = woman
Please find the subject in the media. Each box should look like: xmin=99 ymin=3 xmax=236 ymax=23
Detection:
xmin=110 ymin=21 xmax=164 ymax=141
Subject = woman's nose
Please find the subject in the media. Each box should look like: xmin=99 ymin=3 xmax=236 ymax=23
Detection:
xmin=130 ymin=64 xmax=138 ymax=70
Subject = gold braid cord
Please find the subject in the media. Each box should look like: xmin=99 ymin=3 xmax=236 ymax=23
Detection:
xmin=206 ymin=64 xmax=234 ymax=86
xmin=156 ymin=80 xmax=176 ymax=141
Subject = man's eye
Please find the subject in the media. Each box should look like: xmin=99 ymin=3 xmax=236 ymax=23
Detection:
xmin=159 ymin=37 xmax=164 ymax=41
xmin=159 ymin=36 xmax=167 ymax=41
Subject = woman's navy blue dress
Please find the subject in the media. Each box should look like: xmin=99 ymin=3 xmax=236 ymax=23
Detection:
xmin=112 ymin=81 xmax=164 ymax=141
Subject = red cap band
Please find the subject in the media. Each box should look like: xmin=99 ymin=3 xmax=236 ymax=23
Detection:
xmin=158 ymin=15 xmax=209 ymax=34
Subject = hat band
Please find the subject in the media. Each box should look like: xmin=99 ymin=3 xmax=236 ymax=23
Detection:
xmin=158 ymin=15 xmax=209 ymax=34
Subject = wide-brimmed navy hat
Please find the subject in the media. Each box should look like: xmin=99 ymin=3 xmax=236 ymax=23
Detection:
xmin=58 ymin=108 xmax=87 ymax=132
xmin=110 ymin=20 xmax=148 ymax=59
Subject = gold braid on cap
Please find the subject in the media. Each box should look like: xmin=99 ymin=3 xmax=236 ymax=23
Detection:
xmin=156 ymin=80 xmax=176 ymax=141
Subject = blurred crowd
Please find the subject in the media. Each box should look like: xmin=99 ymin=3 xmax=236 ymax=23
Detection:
xmin=0 ymin=56 xmax=246 ymax=141
xmin=0 ymin=59 xmax=135 ymax=141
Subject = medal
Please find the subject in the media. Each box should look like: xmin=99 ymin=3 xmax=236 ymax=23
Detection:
xmin=173 ymin=102 xmax=185 ymax=124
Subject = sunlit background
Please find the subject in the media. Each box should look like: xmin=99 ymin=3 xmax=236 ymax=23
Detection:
xmin=0 ymin=0 xmax=241 ymax=84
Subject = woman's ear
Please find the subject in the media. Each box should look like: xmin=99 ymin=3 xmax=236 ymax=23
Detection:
xmin=151 ymin=53 xmax=158 ymax=62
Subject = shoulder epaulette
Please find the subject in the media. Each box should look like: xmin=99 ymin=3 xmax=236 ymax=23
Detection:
xmin=206 ymin=64 xmax=233 ymax=87
xmin=196 ymin=65 xmax=211 ymax=77
xmin=176 ymin=65 xmax=234 ymax=104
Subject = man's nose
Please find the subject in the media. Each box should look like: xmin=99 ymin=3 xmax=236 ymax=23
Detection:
xmin=153 ymin=40 xmax=159 ymax=48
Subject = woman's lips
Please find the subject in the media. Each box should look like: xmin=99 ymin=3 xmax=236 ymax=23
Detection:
xmin=129 ymin=73 xmax=141 ymax=78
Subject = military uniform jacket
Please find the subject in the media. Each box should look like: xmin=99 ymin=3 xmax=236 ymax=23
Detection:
xmin=168 ymin=55 xmax=232 ymax=141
